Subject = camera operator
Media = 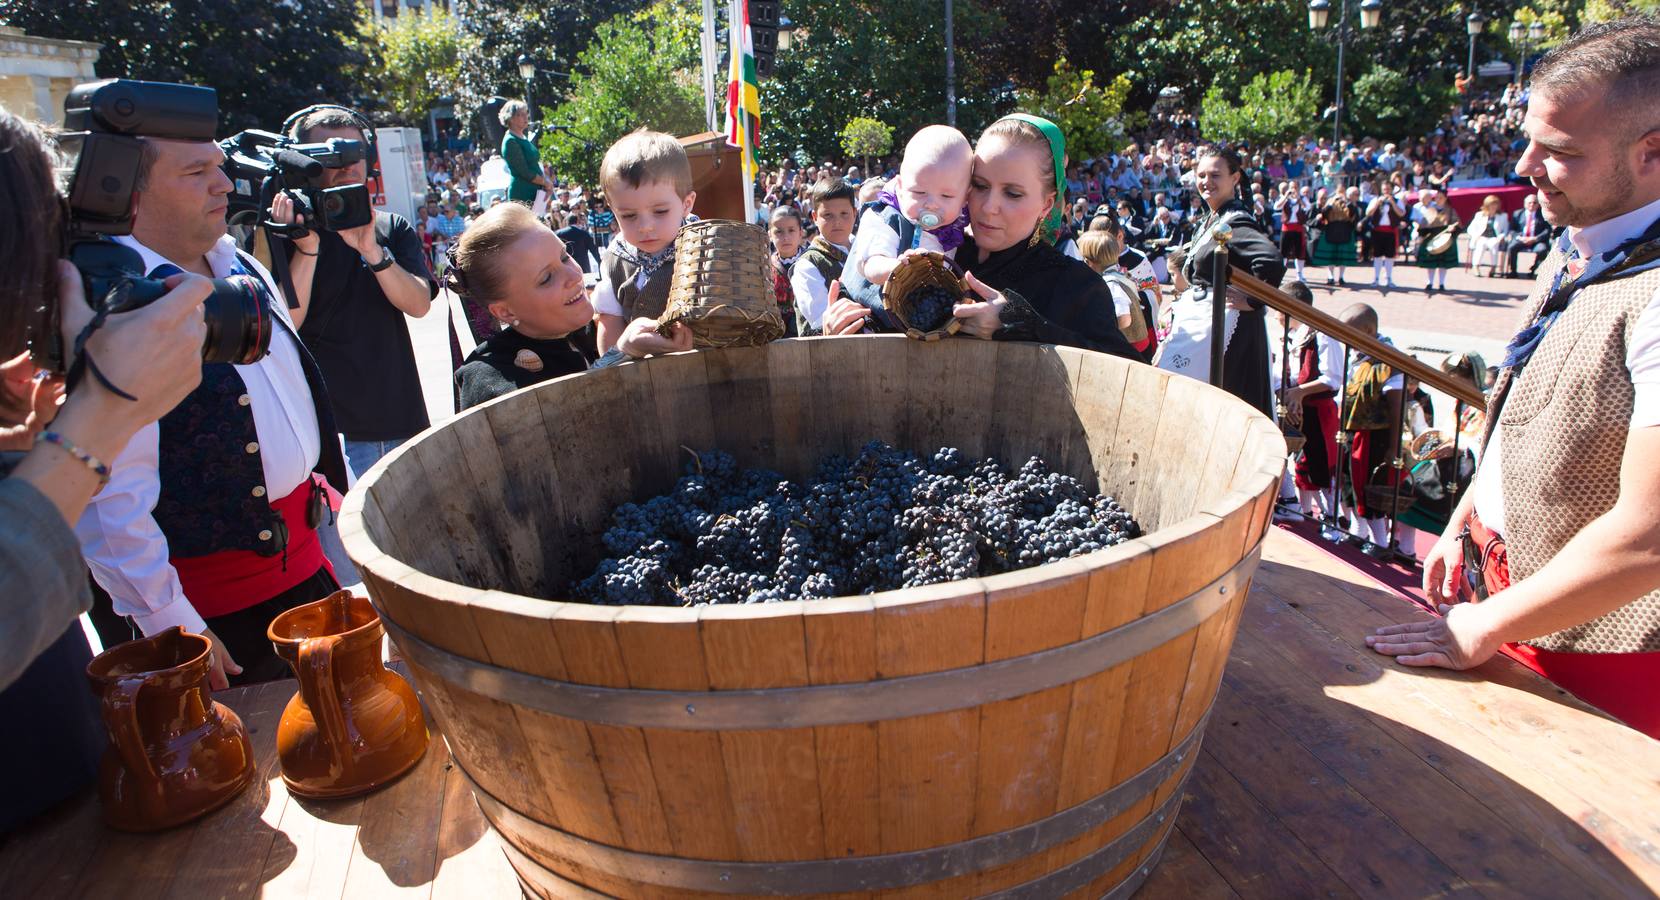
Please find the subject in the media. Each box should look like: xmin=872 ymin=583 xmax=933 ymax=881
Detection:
xmin=74 ymin=118 xmax=351 ymax=691
xmin=269 ymin=107 xmax=437 ymax=481
xmin=0 ymin=109 xmax=208 ymax=830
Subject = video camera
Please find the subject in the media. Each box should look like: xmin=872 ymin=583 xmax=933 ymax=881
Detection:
xmin=220 ymin=129 xmax=373 ymax=234
xmin=39 ymin=79 xmax=272 ymax=376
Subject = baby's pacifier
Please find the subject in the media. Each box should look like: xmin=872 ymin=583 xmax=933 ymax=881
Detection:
xmin=919 ymin=212 xmax=941 ymax=229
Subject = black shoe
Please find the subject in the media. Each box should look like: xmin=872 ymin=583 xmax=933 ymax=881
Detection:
xmin=1338 ymin=276 xmax=1347 ymax=285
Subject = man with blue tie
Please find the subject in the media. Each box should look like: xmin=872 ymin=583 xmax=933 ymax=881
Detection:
xmin=75 ymin=135 xmax=349 ymax=690
xmin=1504 ymin=193 xmax=1552 ymax=277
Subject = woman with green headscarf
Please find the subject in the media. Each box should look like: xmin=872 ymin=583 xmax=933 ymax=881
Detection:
xmin=818 ymin=114 xmax=1138 ymax=358
xmin=943 ymin=114 xmax=1140 ymax=359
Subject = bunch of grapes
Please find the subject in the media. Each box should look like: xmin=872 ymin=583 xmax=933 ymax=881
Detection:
xmin=571 ymin=443 xmax=1140 ymax=607
xmin=904 ymin=285 xmax=959 ymax=332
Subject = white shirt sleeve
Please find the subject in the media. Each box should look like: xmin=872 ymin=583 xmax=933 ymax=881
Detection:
xmin=1627 ymin=283 xmax=1660 ymax=428
xmin=73 ymin=423 xmax=209 ymax=637
xmin=1106 ymin=279 xmax=1133 ymax=317
xmin=1316 ymin=333 xmax=1345 ymax=393
xmin=593 ymin=272 xmax=624 ymax=317
xmin=1061 ymin=239 xmax=1082 ymax=261
xmin=850 ymin=210 xmax=901 ymax=278
xmin=792 ymin=259 xmax=830 ymax=330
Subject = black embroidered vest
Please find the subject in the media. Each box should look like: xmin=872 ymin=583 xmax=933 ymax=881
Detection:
xmin=152 ymin=253 xmax=348 ymax=559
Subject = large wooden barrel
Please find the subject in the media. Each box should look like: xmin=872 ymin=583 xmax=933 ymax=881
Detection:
xmin=340 ymin=336 xmax=1283 ymax=899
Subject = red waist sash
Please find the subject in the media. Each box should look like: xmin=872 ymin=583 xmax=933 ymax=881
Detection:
xmin=1468 ymin=511 xmax=1660 ymax=739
xmin=170 ymin=482 xmax=331 ymax=619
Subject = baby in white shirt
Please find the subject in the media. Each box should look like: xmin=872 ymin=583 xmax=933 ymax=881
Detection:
xmin=852 ymin=125 xmax=974 ymax=286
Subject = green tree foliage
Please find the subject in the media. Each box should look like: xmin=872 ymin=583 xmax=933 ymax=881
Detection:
xmin=0 ymin=0 xmax=368 ymax=132
xmin=537 ymin=1 xmax=704 ymax=184
xmin=758 ymin=0 xmax=1004 ymax=166
xmin=351 ymin=7 xmax=475 ymax=127
xmin=1349 ymin=65 xmax=1455 ymax=140
xmin=1199 ymin=69 xmax=1320 ymax=145
xmin=1583 ymin=0 xmax=1658 ymax=21
xmin=839 ymin=117 xmax=894 ymax=172
xmin=1101 ymin=1 xmax=1331 ymax=111
xmin=451 ymin=0 xmax=639 ymax=138
xmin=1013 ymin=58 xmax=1131 ymax=161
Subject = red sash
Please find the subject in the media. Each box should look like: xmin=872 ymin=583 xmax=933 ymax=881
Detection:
xmin=1468 ymin=511 xmax=1660 ymax=739
xmin=170 ymin=483 xmax=331 ymax=619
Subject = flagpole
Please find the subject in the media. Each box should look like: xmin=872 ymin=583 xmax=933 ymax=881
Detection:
xmin=726 ymin=0 xmax=757 ymax=224
xmin=701 ymin=0 xmax=718 ymax=133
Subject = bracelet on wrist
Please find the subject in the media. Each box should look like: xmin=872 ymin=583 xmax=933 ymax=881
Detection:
xmin=366 ymin=246 xmax=395 ymax=272
xmin=291 ymin=244 xmax=318 ymax=257
xmin=37 ymin=430 xmax=112 ymax=486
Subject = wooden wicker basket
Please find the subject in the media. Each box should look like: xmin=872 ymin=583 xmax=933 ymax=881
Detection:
xmin=883 ymin=250 xmax=965 ymax=341
xmin=658 ymin=219 xmax=783 ymax=349
xmin=1364 ymin=463 xmax=1416 ymax=517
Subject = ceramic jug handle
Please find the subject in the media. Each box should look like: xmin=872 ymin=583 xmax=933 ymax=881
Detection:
xmin=100 ymin=676 xmax=159 ymax=789
xmin=298 ymin=635 xmax=352 ymax=759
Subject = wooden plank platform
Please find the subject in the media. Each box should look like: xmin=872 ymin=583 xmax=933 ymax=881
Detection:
xmin=3 ymin=527 xmax=1656 ymax=899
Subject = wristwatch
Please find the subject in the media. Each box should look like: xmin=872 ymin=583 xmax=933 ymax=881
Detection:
xmin=366 ymin=246 xmax=395 ymax=272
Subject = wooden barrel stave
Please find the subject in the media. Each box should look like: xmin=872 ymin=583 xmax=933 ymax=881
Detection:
xmin=343 ymin=339 xmax=1283 ymax=898
xmin=467 ymin=729 xmax=1200 ymax=899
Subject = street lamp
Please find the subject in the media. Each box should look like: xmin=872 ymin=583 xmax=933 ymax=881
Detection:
xmin=1308 ymin=0 xmax=1381 ymax=146
xmin=517 ymin=53 xmax=536 ymax=122
xmin=1508 ymin=19 xmax=1548 ymax=85
xmin=1466 ymin=11 xmax=1487 ymax=79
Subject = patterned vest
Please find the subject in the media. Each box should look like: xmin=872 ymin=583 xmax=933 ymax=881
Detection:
xmin=600 ymin=246 xmax=674 ymax=323
xmin=1485 ymin=245 xmax=1660 ymax=653
xmin=152 ymin=253 xmax=349 ymax=559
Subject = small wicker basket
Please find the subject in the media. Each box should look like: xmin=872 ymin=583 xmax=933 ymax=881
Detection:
xmin=883 ymin=251 xmax=965 ymax=341
xmin=658 ymin=220 xmax=783 ymax=349
xmin=1363 ymin=463 xmax=1417 ymax=517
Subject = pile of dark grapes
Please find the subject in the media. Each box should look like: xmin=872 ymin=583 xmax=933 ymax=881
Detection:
xmin=571 ymin=442 xmax=1140 ymax=606
xmin=904 ymin=285 xmax=959 ymax=332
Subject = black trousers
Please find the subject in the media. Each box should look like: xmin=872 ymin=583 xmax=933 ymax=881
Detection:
xmin=207 ymin=566 xmax=341 ymax=686
xmin=1506 ymin=236 xmax=1550 ymax=273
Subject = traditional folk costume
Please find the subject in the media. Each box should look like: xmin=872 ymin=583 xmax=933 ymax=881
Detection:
xmin=1158 ymin=197 xmax=1287 ymax=417
xmin=593 ymin=236 xmax=678 ymax=325
xmin=1367 ymin=196 xmax=1406 ymax=287
xmin=76 ymin=235 xmax=350 ymax=686
xmin=1468 ymin=198 xmax=1660 ymax=737
xmin=1309 ymin=202 xmax=1358 ymax=278
xmin=1341 ymin=340 xmax=1406 ymax=549
xmin=1291 ymin=325 xmax=1344 ymax=519
xmin=1275 ymin=195 xmax=1310 ymax=278
xmin=770 ymin=250 xmax=802 ymax=337
xmin=1414 ymin=202 xmax=1461 ymax=290
xmin=790 ymin=235 xmax=849 ymax=336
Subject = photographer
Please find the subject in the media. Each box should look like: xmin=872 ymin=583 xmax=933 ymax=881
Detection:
xmin=75 ymin=109 xmax=350 ymax=690
xmin=268 ymin=106 xmax=437 ymax=480
xmin=0 ymin=109 xmax=207 ymax=829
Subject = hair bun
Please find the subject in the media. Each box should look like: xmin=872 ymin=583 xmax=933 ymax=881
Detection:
xmin=443 ymin=242 xmax=470 ymax=298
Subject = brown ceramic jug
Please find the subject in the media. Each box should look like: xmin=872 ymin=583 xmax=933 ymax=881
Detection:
xmin=84 ymin=627 xmax=256 ymax=831
xmin=268 ymin=591 xmax=428 ymax=799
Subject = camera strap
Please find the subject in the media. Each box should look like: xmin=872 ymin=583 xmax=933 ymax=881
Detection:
xmin=66 ymin=300 xmax=138 ymax=401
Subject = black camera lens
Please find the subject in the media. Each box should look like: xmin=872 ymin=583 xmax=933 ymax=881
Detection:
xmin=202 ymin=274 xmax=272 ymax=365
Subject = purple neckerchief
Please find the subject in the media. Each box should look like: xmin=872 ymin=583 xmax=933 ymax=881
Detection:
xmin=876 ymin=184 xmax=970 ymax=253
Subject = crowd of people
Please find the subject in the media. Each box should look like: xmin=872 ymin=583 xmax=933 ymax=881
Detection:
xmin=1 ymin=16 xmax=1657 ymax=840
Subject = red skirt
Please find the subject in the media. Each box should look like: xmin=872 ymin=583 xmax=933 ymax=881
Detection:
xmin=1293 ymin=394 xmax=1339 ymax=490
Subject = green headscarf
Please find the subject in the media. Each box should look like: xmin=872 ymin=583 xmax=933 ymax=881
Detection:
xmin=999 ymin=113 xmax=1067 ymax=245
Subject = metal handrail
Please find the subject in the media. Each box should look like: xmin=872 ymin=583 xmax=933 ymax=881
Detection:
xmin=1226 ymin=267 xmax=1489 ymax=408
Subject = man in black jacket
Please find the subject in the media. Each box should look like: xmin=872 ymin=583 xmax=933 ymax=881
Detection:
xmin=269 ymin=107 xmax=438 ymax=479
